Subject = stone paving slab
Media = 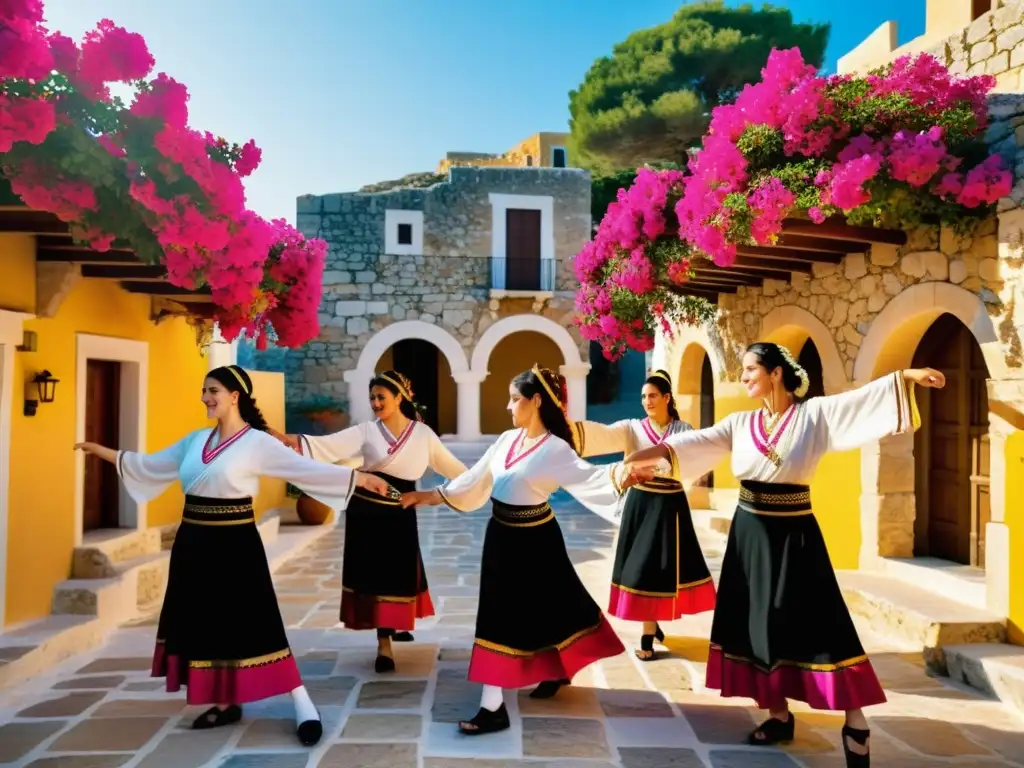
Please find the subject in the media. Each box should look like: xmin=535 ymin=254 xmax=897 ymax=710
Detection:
xmin=0 ymin=492 xmax=1022 ymax=767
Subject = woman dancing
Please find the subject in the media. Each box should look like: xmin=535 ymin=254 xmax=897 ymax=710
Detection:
xmin=276 ymin=370 xmax=466 ymax=673
xmin=75 ymin=365 xmax=391 ymax=747
xmin=624 ymin=343 xmax=944 ymax=768
xmin=570 ymin=369 xmax=715 ymax=661
xmin=401 ymin=365 xmax=646 ymax=736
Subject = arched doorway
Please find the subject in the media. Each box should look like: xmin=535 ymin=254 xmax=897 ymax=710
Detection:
xmin=798 ymin=339 xmax=825 ymax=400
xmin=699 ymin=352 xmax=715 ymax=488
xmin=480 ymin=331 xmax=564 ymax=435
xmin=676 ymin=342 xmax=716 ymax=488
xmin=912 ymin=312 xmax=991 ymax=567
xmin=376 ymin=340 xmax=457 ymax=435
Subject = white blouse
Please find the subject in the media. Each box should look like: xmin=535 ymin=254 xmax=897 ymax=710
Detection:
xmin=659 ymin=372 xmax=919 ymax=485
xmin=573 ymin=417 xmax=692 ymax=479
xmin=298 ymin=420 xmax=467 ymax=481
xmin=438 ymin=429 xmax=628 ymax=522
xmin=117 ymin=427 xmax=358 ymax=512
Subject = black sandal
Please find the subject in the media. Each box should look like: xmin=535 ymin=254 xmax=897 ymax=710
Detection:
xmin=374 ymin=654 xmax=395 ymax=673
xmin=635 ymin=633 xmax=656 ymax=661
xmin=296 ymin=714 xmax=323 ymax=747
xmin=529 ymin=678 xmax=570 ymax=699
xmin=458 ymin=704 xmax=510 ymax=735
xmin=747 ymin=712 xmax=795 ymax=745
xmin=192 ymin=704 xmax=242 ymax=730
xmin=393 ymin=631 xmax=414 ymax=642
xmin=655 ymin=625 xmax=665 ymax=644
xmin=842 ymin=725 xmax=870 ymax=767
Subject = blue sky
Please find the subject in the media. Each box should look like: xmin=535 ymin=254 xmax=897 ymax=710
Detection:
xmin=44 ymin=0 xmax=926 ymax=223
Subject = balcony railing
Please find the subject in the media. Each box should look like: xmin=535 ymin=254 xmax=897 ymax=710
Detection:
xmin=489 ymin=257 xmax=556 ymax=292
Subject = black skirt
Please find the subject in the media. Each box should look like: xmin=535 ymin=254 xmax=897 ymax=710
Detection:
xmin=467 ymin=498 xmax=624 ymax=687
xmin=706 ymin=480 xmax=886 ymax=710
xmin=153 ymin=495 xmax=301 ymax=705
xmin=340 ymin=473 xmax=434 ymax=630
xmin=608 ymin=479 xmax=716 ymax=621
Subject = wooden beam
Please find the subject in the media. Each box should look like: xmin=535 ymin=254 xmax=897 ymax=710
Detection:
xmin=775 ymin=234 xmax=868 ymax=253
xmin=686 ymin=280 xmax=738 ymax=293
xmin=81 ymin=264 xmax=166 ymax=281
xmin=689 ymin=270 xmax=762 ymax=286
xmin=736 ymin=245 xmax=844 ymax=264
xmin=781 ymin=217 xmax=907 ymax=245
xmin=731 ymin=256 xmax=813 ymax=275
xmin=703 ymin=263 xmax=793 ymax=281
xmin=0 ymin=217 xmax=68 ymax=235
xmin=120 ymin=281 xmax=211 ymax=300
xmin=37 ymin=248 xmax=140 ymax=264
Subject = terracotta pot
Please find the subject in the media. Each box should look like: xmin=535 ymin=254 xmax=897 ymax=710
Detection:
xmin=295 ymin=493 xmax=331 ymax=526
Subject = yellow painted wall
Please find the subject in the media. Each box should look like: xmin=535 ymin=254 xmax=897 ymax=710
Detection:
xmin=6 ymin=272 xmax=207 ymax=626
xmin=0 ymin=234 xmax=36 ymax=313
xmin=250 ymin=370 xmax=287 ymax=518
xmin=712 ymin=395 xmax=749 ymax=491
xmin=1006 ymin=429 xmax=1024 ymax=645
xmin=481 ymin=332 xmax=563 ymax=434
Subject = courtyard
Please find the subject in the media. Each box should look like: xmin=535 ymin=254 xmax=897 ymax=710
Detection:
xmin=0 ymin=492 xmax=1022 ymax=767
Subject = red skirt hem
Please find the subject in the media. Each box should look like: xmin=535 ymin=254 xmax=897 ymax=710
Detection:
xmin=152 ymin=643 xmax=302 ymax=705
xmin=467 ymin=617 xmax=625 ymax=688
xmin=705 ymin=644 xmax=887 ymax=711
xmin=607 ymin=579 xmax=716 ymax=621
xmin=340 ymin=589 xmax=435 ymax=631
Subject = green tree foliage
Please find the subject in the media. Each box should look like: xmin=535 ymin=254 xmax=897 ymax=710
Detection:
xmin=569 ymin=2 xmax=831 ymax=170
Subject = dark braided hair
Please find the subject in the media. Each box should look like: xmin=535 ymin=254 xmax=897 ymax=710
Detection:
xmin=370 ymin=370 xmax=423 ymax=422
xmin=511 ymin=366 xmax=578 ymax=455
xmin=207 ymin=365 xmax=270 ymax=431
xmin=745 ymin=342 xmax=811 ymax=402
xmin=644 ymin=369 xmax=681 ymax=422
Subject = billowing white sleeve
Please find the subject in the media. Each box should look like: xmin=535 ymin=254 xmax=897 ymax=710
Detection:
xmin=116 ymin=432 xmax=196 ymax=502
xmin=810 ymin=372 xmax=920 ymax=453
xmin=662 ymin=415 xmax=736 ymax=480
xmin=426 ymin=429 xmax=469 ymax=480
xmin=437 ymin=439 xmax=500 ymax=513
xmin=571 ymin=420 xmax=632 ymax=458
xmin=256 ymin=432 xmax=357 ymax=512
xmin=546 ymin=441 xmax=629 ymax=524
xmin=299 ymin=424 xmax=366 ymax=464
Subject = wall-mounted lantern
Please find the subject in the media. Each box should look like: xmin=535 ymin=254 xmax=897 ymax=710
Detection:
xmin=24 ymin=370 xmax=59 ymax=416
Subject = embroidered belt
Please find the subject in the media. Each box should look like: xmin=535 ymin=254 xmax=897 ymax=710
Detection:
xmin=182 ymin=495 xmax=255 ymax=526
xmin=490 ymin=499 xmax=554 ymax=527
xmin=737 ymin=481 xmax=812 ymax=516
xmin=635 ymin=476 xmax=685 ymax=494
xmin=353 ymin=488 xmax=402 ymax=506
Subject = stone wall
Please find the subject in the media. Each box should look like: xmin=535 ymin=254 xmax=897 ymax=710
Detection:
xmin=940 ymin=0 xmax=1024 ymax=92
xmin=285 ymin=166 xmax=591 ymax=404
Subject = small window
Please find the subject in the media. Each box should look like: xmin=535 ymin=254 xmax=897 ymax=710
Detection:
xmin=552 ymin=147 xmax=567 ymax=168
xmin=525 ymin=155 xmax=534 ymax=167
xmin=972 ymin=0 xmax=991 ymax=20
xmin=397 ymin=223 xmax=413 ymax=245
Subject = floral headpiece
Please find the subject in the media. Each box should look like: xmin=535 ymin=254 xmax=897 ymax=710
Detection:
xmin=379 ymin=372 xmax=414 ymax=403
xmin=774 ymin=344 xmax=810 ymax=398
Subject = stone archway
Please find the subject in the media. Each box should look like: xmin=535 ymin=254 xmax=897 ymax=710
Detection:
xmin=852 ymin=283 xmax=1008 ymax=613
xmin=344 ymin=321 xmax=471 ymax=431
xmin=470 ymin=315 xmax=589 ymax=422
xmin=761 ymin=305 xmax=849 ymax=395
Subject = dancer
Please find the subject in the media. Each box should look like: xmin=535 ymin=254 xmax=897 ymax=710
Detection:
xmin=401 ymin=365 xmax=648 ymax=736
xmin=570 ymin=369 xmax=715 ymax=661
xmin=74 ymin=365 xmax=392 ymax=747
xmin=275 ymin=370 xmax=466 ymax=673
xmin=624 ymin=343 xmax=944 ymax=768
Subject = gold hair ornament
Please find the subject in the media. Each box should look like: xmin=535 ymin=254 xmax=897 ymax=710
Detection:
xmin=227 ymin=367 xmax=250 ymax=395
xmin=379 ymin=373 xmax=414 ymax=403
xmin=531 ymin=364 xmax=564 ymax=410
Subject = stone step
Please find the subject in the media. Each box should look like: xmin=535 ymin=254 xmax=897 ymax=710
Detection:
xmin=944 ymin=643 xmax=1024 ymax=715
xmin=72 ymin=527 xmax=162 ymax=578
xmin=691 ymin=508 xmax=732 ymax=538
xmin=0 ymin=615 xmax=110 ymax=692
xmin=837 ymin=571 xmax=1006 ymax=674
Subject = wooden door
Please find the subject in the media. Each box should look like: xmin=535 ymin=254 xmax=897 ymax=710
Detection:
xmin=83 ymin=360 xmax=121 ymax=532
xmin=391 ymin=340 xmax=439 ymax=433
xmin=913 ymin=314 xmax=990 ymax=565
xmin=505 ymin=209 xmax=542 ymax=290
xmin=699 ymin=354 xmax=715 ymax=488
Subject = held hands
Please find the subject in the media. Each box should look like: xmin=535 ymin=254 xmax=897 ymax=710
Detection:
xmin=620 ymin=464 xmax=656 ymax=490
xmin=269 ymin=429 xmax=301 ymax=453
xmin=399 ymin=490 xmax=439 ymax=509
xmin=905 ymin=367 xmax=945 ymax=389
xmin=74 ymin=442 xmax=101 ymax=455
xmin=623 ymin=443 xmax=671 ymax=468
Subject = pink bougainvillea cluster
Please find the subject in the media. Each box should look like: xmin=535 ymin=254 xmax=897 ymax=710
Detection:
xmin=576 ymin=48 xmax=1013 ymax=359
xmin=0 ymin=0 xmax=326 ymax=348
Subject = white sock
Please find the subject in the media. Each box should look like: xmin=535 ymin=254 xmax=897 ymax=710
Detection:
xmin=291 ymin=685 xmax=319 ymax=725
xmin=480 ymin=684 xmax=504 ymax=712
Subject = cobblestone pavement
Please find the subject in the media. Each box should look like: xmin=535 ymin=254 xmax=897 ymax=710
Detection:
xmin=1 ymin=491 xmax=1023 ymax=767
